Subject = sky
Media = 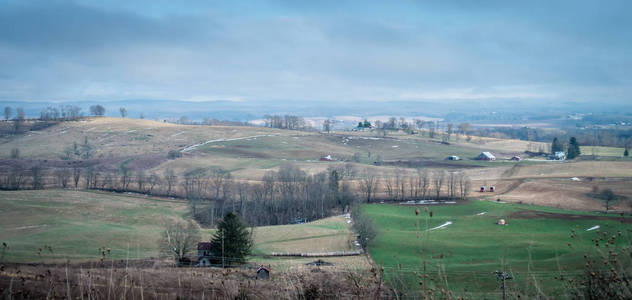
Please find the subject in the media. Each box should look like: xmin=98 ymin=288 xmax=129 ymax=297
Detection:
xmin=1 ymin=0 xmax=631 ymax=104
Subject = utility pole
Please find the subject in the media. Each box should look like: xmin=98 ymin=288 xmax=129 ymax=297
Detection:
xmin=494 ymin=271 xmax=513 ymax=300
xmin=222 ymin=233 xmax=225 ymax=268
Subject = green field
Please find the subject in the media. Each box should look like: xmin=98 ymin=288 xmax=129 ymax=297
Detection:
xmin=0 ymin=189 xmax=189 ymax=262
xmin=364 ymin=201 xmax=632 ymax=298
xmin=0 ymin=190 xmax=369 ymax=271
xmin=580 ymin=146 xmax=627 ymax=157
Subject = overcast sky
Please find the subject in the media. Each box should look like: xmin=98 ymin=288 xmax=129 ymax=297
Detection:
xmin=1 ymin=0 xmax=631 ymax=103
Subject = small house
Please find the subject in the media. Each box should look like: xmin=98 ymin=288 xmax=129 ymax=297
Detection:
xmin=319 ymin=155 xmax=333 ymax=161
xmin=549 ymin=151 xmax=566 ymax=161
xmin=197 ymin=242 xmax=212 ymax=267
xmin=476 ymin=152 xmax=496 ymax=161
xmin=256 ymin=266 xmax=270 ymax=279
xmin=446 ymin=155 xmax=460 ymax=161
xmin=510 ymin=156 xmax=521 ymax=161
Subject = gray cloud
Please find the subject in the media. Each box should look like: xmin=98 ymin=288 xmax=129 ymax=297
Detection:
xmin=0 ymin=0 xmax=631 ymax=103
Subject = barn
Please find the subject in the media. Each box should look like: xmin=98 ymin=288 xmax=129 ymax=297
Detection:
xmin=476 ymin=152 xmax=496 ymax=161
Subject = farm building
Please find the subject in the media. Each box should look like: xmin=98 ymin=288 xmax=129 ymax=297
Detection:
xmin=319 ymin=155 xmax=333 ymax=161
xmin=549 ymin=151 xmax=566 ymax=160
xmin=197 ymin=242 xmax=212 ymax=267
xmin=511 ymin=156 xmax=521 ymax=161
xmin=256 ymin=266 xmax=271 ymax=279
xmin=476 ymin=152 xmax=496 ymax=161
xmin=446 ymin=155 xmax=460 ymax=161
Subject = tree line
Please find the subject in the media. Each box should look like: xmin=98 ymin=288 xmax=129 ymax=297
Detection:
xmin=0 ymin=161 xmax=471 ymax=227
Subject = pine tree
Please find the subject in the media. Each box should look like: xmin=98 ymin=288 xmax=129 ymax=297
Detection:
xmin=625 ymin=148 xmax=629 ymax=157
xmin=567 ymin=137 xmax=581 ymax=159
xmin=209 ymin=213 xmax=253 ymax=266
xmin=551 ymin=137 xmax=564 ymax=153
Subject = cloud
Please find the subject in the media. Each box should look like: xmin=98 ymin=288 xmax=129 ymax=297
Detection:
xmin=0 ymin=0 xmax=631 ymax=103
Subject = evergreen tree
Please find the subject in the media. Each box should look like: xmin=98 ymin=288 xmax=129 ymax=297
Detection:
xmin=625 ymin=148 xmax=629 ymax=157
xmin=363 ymin=120 xmax=371 ymax=128
xmin=551 ymin=137 xmax=564 ymax=153
xmin=357 ymin=122 xmax=363 ymax=128
xmin=567 ymin=137 xmax=581 ymax=159
xmin=209 ymin=213 xmax=253 ymax=266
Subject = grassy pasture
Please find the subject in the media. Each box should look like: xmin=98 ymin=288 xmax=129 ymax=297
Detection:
xmin=0 ymin=189 xmax=189 ymax=262
xmin=364 ymin=201 xmax=632 ymax=298
xmin=0 ymin=190 xmax=369 ymax=271
xmin=580 ymin=146 xmax=627 ymax=157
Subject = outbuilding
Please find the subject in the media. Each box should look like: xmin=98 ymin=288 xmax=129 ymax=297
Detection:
xmin=256 ymin=266 xmax=271 ymax=280
xmin=476 ymin=152 xmax=496 ymax=161
xmin=319 ymin=155 xmax=333 ymax=161
xmin=446 ymin=155 xmax=460 ymax=161
xmin=197 ymin=242 xmax=212 ymax=267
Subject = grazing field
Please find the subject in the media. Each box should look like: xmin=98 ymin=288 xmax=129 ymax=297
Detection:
xmin=364 ymin=201 xmax=632 ymax=298
xmin=0 ymin=189 xmax=189 ymax=262
xmin=0 ymin=189 xmax=370 ymax=271
xmin=580 ymin=146 xmax=627 ymax=157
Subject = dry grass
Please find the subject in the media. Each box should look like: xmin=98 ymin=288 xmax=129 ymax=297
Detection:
xmin=0 ymin=261 xmax=386 ymax=299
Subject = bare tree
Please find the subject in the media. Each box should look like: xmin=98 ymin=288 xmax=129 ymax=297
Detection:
xmin=120 ymin=166 xmax=131 ymax=190
xmin=3 ymin=106 xmax=11 ymax=120
xmin=159 ymin=219 xmax=201 ymax=264
xmin=210 ymin=167 xmax=230 ymax=199
xmin=54 ymin=168 xmax=71 ymax=188
xmin=89 ymin=105 xmax=105 ymax=116
xmin=457 ymin=172 xmax=470 ymax=200
xmin=359 ymin=168 xmax=379 ymax=203
xmin=147 ymin=173 xmax=160 ymax=195
xmin=136 ymin=170 xmax=146 ymax=192
xmin=418 ymin=169 xmax=430 ymax=199
xmin=72 ymin=167 xmax=81 ymax=189
xmin=6 ymin=167 xmax=25 ymax=190
xmin=164 ymin=168 xmax=176 ymax=196
xmin=119 ymin=107 xmax=127 ymax=118
xmin=31 ymin=166 xmax=43 ymax=190
xmin=433 ymin=170 xmax=446 ymax=199
xmin=323 ymin=119 xmax=333 ymax=133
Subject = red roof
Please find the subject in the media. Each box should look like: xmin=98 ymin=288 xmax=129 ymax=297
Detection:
xmin=197 ymin=242 xmax=212 ymax=250
xmin=257 ymin=266 xmax=270 ymax=273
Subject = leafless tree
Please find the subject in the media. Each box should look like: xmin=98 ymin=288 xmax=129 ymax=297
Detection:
xmin=447 ymin=171 xmax=457 ymax=199
xmin=136 ymin=170 xmax=146 ymax=192
xmin=54 ymin=168 xmax=71 ymax=188
xmin=3 ymin=106 xmax=11 ymax=120
xmin=89 ymin=105 xmax=105 ymax=116
xmin=31 ymin=166 xmax=43 ymax=190
xmin=147 ymin=173 xmax=160 ymax=195
xmin=210 ymin=167 xmax=230 ymax=199
xmin=359 ymin=168 xmax=379 ymax=203
xmin=457 ymin=172 xmax=470 ymax=200
xmin=72 ymin=167 xmax=81 ymax=189
xmin=159 ymin=219 xmax=201 ymax=264
xmin=164 ymin=168 xmax=176 ymax=196
xmin=119 ymin=107 xmax=127 ymax=118
xmin=323 ymin=119 xmax=333 ymax=133
xmin=6 ymin=167 xmax=25 ymax=190
xmin=120 ymin=166 xmax=131 ymax=190
xmin=433 ymin=170 xmax=446 ymax=199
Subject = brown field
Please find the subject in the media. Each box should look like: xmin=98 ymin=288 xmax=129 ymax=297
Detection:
xmin=1 ymin=117 xmax=631 ymax=213
xmin=0 ymin=261 xmax=386 ymax=299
